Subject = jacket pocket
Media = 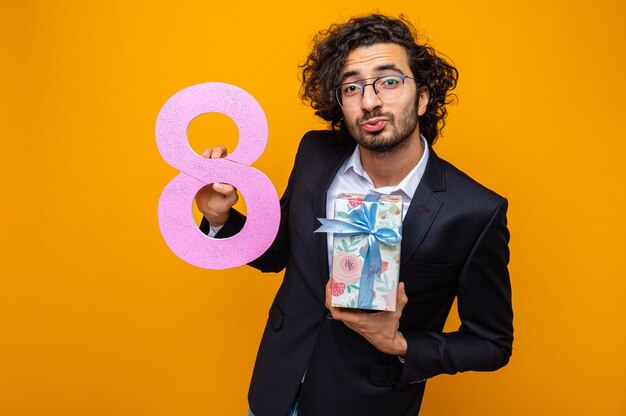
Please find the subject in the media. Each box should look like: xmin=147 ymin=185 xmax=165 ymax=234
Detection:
xmin=369 ymin=357 xmax=403 ymax=387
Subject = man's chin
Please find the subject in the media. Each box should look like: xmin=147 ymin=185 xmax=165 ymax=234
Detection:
xmin=359 ymin=139 xmax=401 ymax=154
xmin=354 ymin=130 xmax=387 ymax=145
xmin=363 ymin=144 xmax=399 ymax=154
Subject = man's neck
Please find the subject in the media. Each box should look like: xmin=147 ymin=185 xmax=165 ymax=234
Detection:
xmin=360 ymin=134 xmax=424 ymax=188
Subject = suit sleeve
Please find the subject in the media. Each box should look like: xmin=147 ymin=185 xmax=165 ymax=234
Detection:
xmin=397 ymin=198 xmax=513 ymax=386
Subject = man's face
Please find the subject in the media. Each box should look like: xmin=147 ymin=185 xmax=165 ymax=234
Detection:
xmin=338 ymin=43 xmax=428 ymax=153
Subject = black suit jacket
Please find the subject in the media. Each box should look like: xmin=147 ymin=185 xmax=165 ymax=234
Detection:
xmin=201 ymin=130 xmax=513 ymax=416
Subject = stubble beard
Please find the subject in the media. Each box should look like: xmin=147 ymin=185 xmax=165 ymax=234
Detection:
xmin=348 ymin=101 xmax=420 ymax=155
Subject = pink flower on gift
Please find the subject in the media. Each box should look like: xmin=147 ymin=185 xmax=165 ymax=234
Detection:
xmin=348 ymin=198 xmax=364 ymax=208
xmin=334 ymin=253 xmax=362 ymax=284
xmin=381 ymin=261 xmax=389 ymax=273
xmin=330 ymin=277 xmax=346 ymax=296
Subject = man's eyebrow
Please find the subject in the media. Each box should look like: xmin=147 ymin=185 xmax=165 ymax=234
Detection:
xmin=376 ymin=64 xmax=405 ymax=74
xmin=339 ymin=65 xmax=406 ymax=83
xmin=340 ymin=70 xmax=359 ymax=83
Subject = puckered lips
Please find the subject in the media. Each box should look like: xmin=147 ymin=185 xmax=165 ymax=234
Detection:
xmin=360 ymin=117 xmax=388 ymax=133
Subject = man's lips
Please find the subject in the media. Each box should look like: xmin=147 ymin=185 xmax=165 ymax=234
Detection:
xmin=360 ymin=117 xmax=388 ymax=132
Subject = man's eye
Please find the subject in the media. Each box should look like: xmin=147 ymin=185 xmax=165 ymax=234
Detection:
xmin=343 ymin=84 xmax=361 ymax=96
xmin=379 ymin=78 xmax=400 ymax=88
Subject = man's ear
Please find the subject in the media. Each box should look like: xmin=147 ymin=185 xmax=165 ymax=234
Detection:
xmin=417 ymin=87 xmax=429 ymax=116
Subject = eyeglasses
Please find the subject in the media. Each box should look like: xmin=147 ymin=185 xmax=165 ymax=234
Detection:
xmin=335 ymin=74 xmax=416 ymax=108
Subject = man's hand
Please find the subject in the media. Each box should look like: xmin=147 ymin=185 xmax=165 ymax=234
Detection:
xmin=194 ymin=145 xmax=238 ymax=227
xmin=325 ymin=279 xmax=409 ymax=357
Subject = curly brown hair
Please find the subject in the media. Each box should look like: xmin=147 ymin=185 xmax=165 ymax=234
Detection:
xmin=300 ymin=14 xmax=459 ymax=145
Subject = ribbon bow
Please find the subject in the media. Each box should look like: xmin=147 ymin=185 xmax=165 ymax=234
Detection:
xmin=315 ymin=194 xmax=402 ymax=309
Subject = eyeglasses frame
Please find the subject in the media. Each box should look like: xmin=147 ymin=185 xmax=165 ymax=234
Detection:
xmin=335 ymin=74 xmax=416 ymax=108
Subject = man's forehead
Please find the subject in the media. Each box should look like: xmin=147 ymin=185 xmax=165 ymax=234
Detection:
xmin=340 ymin=43 xmax=410 ymax=78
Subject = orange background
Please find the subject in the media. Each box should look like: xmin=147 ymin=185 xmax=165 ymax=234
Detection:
xmin=1 ymin=1 xmax=625 ymax=415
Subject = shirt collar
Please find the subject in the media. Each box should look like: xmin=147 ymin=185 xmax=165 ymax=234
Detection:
xmin=342 ymin=135 xmax=430 ymax=201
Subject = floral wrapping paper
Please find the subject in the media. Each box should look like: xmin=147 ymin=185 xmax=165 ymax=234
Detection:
xmin=330 ymin=193 xmax=403 ymax=311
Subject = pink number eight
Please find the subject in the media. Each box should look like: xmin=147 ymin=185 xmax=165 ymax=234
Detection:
xmin=156 ymin=83 xmax=280 ymax=269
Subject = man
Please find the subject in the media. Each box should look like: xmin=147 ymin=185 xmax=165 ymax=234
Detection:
xmin=196 ymin=14 xmax=513 ymax=416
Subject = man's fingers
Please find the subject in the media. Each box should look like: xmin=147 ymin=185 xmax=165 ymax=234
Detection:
xmin=212 ymin=182 xmax=238 ymax=205
xmin=396 ymin=282 xmax=409 ymax=312
xmin=212 ymin=182 xmax=236 ymax=195
xmin=325 ymin=278 xmax=332 ymax=310
xmin=210 ymin=145 xmax=227 ymax=158
xmin=201 ymin=145 xmax=228 ymax=159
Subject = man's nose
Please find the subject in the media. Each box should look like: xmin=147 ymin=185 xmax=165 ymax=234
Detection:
xmin=360 ymin=84 xmax=383 ymax=112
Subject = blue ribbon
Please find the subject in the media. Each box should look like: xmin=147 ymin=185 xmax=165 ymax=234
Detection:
xmin=315 ymin=194 xmax=402 ymax=309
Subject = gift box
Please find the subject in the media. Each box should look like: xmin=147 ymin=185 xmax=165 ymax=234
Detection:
xmin=318 ymin=193 xmax=403 ymax=311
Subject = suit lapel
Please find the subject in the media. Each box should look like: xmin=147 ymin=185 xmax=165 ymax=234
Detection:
xmin=400 ymin=147 xmax=446 ymax=266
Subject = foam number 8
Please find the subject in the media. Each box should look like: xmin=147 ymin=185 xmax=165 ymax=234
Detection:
xmin=156 ymin=83 xmax=280 ymax=269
